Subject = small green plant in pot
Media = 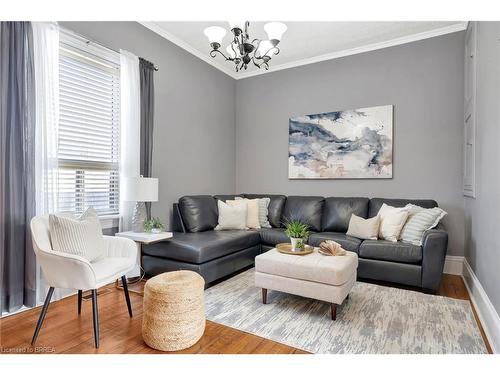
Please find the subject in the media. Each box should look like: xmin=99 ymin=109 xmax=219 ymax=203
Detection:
xmin=285 ymin=220 xmax=310 ymax=251
xmin=144 ymin=217 xmax=164 ymax=234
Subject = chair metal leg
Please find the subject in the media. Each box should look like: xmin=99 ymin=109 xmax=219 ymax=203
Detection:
xmin=78 ymin=290 xmax=82 ymax=315
xmin=31 ymin=287 xmax=54 ymax=345
xmin=91 ymin=290 xmax=99 ymax=348
xmin=121 ymin=275 xmax=133 ymax=317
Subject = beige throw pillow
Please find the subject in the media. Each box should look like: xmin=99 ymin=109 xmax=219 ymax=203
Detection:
xmin=235 ymin=197 xmax=271 ymax=228
xmin=215 ymin=200 xmax=248 ymax=230
xmin=346 ymin=214 xmax=380 ymax=240
xmin=227 ymin=199 xmax=260 ymax=229
xmin=377 ymin=203 xmax=409 ymax=242
xmin=49 ymin=207 xmax=105 ymax=262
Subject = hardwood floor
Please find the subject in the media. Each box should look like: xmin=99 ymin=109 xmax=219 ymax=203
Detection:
xmin=0 ymin=274 xmax=491 ymax=354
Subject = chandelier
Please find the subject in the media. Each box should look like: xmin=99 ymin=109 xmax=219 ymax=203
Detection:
xmin=203 ymin=21 xmax=287 ymax=72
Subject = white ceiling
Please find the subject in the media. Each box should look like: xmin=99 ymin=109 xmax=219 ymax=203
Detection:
xmin=140 ymin=21 xmax=467 ymax=80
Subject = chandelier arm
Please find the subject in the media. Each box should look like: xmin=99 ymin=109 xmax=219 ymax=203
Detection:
xmin=252 ymin=57 xmax=261 ymax=68
xmin=234 ymin=32 xmax=241 ymax=47
xmin=210 ymin=49 xmax=233 ymax=61
xmin=231 ymin=43 xmax=239 ymax=59
xmin=262 ymin=46 xmax=280 ymax=58
xmin=251 ymin=39 xmax=261 ymax=60
xmin=244 ymin=21 xmax=250 ymax=41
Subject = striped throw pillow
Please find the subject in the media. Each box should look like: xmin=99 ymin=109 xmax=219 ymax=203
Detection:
xmin=236 ymin=197 xmax=271 ymax=228
xmin=400 ymin=204 xmax=447 ymax=245
xmin=49 ymin=207 xmax=105 ymax=262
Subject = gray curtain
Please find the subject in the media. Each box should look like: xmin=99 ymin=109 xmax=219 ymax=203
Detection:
xmin=0 ymin=22 xmax=37 ymax=315
xmin=139 ymin=58 xmax=155 ymax=219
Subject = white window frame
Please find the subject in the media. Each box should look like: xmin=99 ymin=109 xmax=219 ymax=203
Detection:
xmin=58 ymin=29 xmax=121 ymax=226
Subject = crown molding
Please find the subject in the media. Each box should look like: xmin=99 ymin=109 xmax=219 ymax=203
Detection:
xmin=139 ymin=21 xmax=468 ymax=81
xmin=139 ymin=21 xmax=237 ymax=79
xmin=236 ymin=22 xmax=468 ymax=79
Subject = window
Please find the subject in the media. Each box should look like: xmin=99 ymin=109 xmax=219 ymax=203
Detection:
xmin=58 ymin=30 xmax=121 ymax=216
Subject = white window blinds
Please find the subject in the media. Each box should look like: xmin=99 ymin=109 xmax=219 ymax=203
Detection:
xmin=58 ymin=31 xmax=121 ymax=216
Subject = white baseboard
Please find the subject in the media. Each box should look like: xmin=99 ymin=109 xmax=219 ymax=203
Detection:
xmin=443 ymin=255 xmax=464 ymax=275
xmin=462 ymin=259 xmax=500 ymax=353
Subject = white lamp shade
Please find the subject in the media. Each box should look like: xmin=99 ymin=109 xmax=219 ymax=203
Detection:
xmin=264 ymin=22 xmax=287 ymax=41
xmin=204 ymin=26 xmax=227 ymax=44
xmin=256 ymin=40 xmax=274 ymax=57
xmin=122 ymin=177 xmax=158 ymax=202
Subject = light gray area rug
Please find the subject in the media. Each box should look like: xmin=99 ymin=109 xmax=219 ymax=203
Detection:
xmin=204 ymin=269 xmax=487 ymax=354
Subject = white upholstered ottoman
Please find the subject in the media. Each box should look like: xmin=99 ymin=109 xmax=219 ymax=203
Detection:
xmin=255 ymin=248 xmax=358 ymax=320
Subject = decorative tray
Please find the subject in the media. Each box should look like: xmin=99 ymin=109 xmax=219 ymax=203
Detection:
xmin=276 ymin=243 xmax=314 ymax=255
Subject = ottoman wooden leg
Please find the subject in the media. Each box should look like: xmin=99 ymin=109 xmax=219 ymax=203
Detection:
xmin=262 ymin=288 xmax=267 ymax=304
xmin=331 ymin=303 xmax=337 ymax=321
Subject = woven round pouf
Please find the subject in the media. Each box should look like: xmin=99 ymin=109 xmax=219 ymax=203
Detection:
xmin=142 ymin=270 xmax=205 ymax=351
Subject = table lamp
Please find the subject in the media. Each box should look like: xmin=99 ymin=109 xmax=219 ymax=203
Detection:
xmin=123 ymin=176 xmax=158 ymax=232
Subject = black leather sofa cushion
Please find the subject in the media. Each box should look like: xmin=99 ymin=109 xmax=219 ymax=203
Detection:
xmin=369 ymin=198 xmax=437 ymax=218
xmin=143 ymin=230 xmax=260 ymax=264
xmin=358 ymin=258 xmax=422 ymax=287
xmin=321 ymin=197 xmax=369 ymax=232
xmin=258 ymin=228 xmax=290 ymax=246
xmin=243 ymin=194 xmax=286 ymax=228
xmin=178 ymin=195 xmax=218 ymax=233
xmin=359 ymin=240 xmax=422 ymax=264
xmin=308 ymin=232 xmax=362 ymax=253
xmin=281 ymin=196 xmax=324 ymax=232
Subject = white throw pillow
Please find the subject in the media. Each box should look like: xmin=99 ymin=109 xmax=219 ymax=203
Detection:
xmin=49 ymin=207 xmax=105 ymax=262
xmin=227 ymin=198 xmax=260 ymax=229
xmin=215 ymin=200 xmax=248 ymax=230
xmin=400 ymin=204 xmax=447 ymax=245
xmin=377 ymin=203 xmax=409 ymax=242
xmin=346 ymin=214 xmax=380 ymax=240
xmin=236 ymin=196 xmax=271 ymax=228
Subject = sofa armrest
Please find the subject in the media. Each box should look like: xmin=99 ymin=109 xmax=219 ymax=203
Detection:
xmin=172 ymin=203 xmax=187 ymax=233
xmin=421 ymin=226 xmax=448 ymax=292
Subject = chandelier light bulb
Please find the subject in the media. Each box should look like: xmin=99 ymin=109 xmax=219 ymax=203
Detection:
xmin=204 ymin=26 xmax=227 ymax=46
xmin=264 ymin=22 xmax=287 ymax=43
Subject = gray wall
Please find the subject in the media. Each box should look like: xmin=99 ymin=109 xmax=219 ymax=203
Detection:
xmin=59 ymin=23 xmax=468 ymax=259
xmin=464 ymin=22 xmax=500 ymax=313
xmin=235 ymin=32 xmax=465 ymax=256
xmin=60 ymin=22 xmax=236 ymax=229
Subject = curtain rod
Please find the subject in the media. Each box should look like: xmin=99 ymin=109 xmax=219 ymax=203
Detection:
xmin=60 ymin=26 xmax=159 ymax=71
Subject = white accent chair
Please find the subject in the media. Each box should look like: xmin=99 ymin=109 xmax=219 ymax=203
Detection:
xmin=30 ymin=215 xmax=138 ymax=348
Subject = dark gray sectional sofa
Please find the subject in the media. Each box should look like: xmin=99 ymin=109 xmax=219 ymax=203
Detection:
xmin=143 ymin=194 xmax=448 ymax=292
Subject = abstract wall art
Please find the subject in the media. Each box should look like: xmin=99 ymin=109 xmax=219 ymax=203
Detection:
xmin=288 ymin=105 xmax=393 ymax=179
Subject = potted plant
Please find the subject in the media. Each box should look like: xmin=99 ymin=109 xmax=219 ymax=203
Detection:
xmin=285 ymin=220 xmax=310 ymax=251
xmin=144 ymin=217 xmax=164 ymax=234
